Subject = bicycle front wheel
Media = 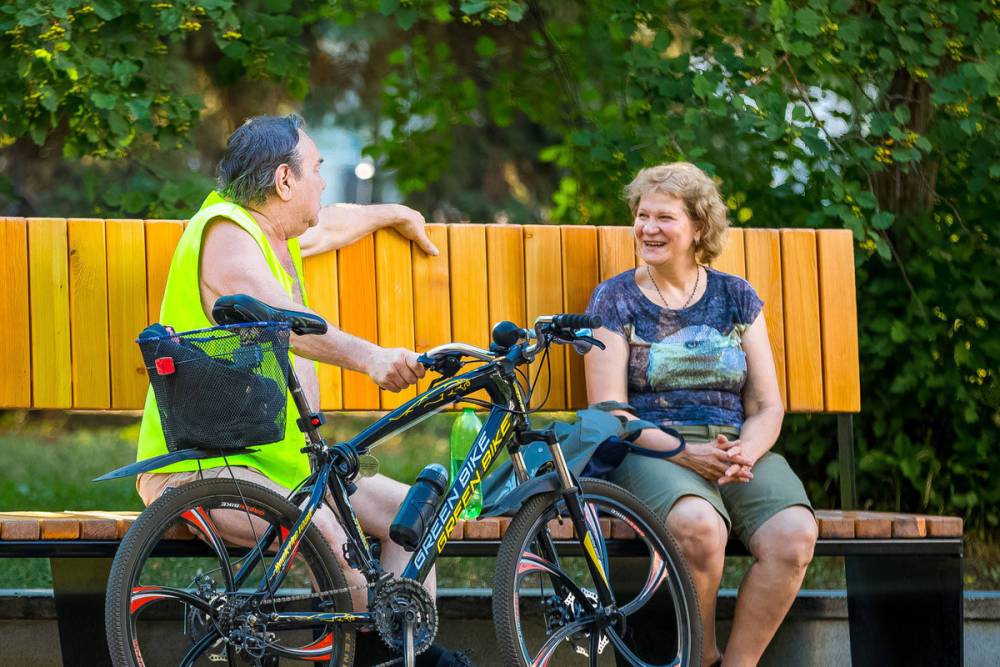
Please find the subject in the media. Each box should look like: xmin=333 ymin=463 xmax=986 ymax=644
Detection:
xmin=105 ymin=477 xmax=355 ymax=666
xmin=493 ymin=478 xmax=702 ymax=666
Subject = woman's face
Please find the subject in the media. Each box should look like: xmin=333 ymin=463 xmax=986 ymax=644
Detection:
xmin=633 ymin=191 xmax=700 ymax=266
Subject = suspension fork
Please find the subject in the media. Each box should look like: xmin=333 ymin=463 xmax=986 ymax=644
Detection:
xmin=520 ymin=430 xmax=616 ymax=608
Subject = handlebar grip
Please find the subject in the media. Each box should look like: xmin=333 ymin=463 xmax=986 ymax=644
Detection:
xmin=552 ymin=313 xmax=602 ymax=330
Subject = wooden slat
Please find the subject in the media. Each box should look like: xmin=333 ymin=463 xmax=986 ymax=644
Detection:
xmin=524 ymin=225 xmax=566 ymax=409
xmin=375 ymin=228 xmax=416 ymax=409
xmin=546 ymin=518 xmax=574 ymax=540
xmin=610 ymin=518 xmax=636 ymax=540
xmin=853 ymin=513 xmax=892 ymax=539
xmin=64 ymin=511 xmax=139 ymax=539
xmin=486 ymin=225 xmax=526 ymax=327
xmin=815 ymin=510 xmax=855 ymax=539
xmin=448 ymin=519 xmax=464 ymax=540
xmin=302 ymin=249 xmax=342 ymax=410
xmin=780 ymin=230 xmax=824 ymax=411
xmin=0 ymin=218 xmax=32 ymax=407
xmin=926 ymin=516 xmax=963 ymax=537
xmin=889 ymin=513 xmax=927 ymax=538
xmin=597 ymin=226 xmax=636 ymax=282
xmin=68 ymin=219 xmax=110 ymax=408
xmin=144 ymin=220 xmax=184 ymax=324
xmin=561 ymin=226 xmax=599 ymax=409
xmin=338 ymin=235 xmax=380 ymax=409
xmin=463 ymin=517 xmax=502 ymax=540
xmin=744 ymin=229 xmax=788 ymax=409
xmin=413 ymin=225 xmax=452 ymax=396
xmin=448 ymin=225 xmax=490 ymax=403
xmin=106 ymin=219 xmax=149 ymax=409
xmin=28 ymin=218 xmax=72 ymax=408
xmin=0 ymin=516 xmax=39 ymax=540
xmin=817 ymin=230 xmax=861 ymax=412
xmin=711 ymin=227 xmax=746 ymax=277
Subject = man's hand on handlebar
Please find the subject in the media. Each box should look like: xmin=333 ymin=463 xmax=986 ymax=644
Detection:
xmin=365 ymin=347 xmax=426 ymax=392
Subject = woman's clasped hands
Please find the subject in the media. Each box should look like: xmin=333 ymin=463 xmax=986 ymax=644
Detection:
xmin=676 ymin=433 xmax=755 ymax=486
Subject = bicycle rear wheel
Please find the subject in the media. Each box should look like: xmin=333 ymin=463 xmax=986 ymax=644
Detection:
xmin=105 ymin=477 xmax=355 ymax=666
xmin=493 ymin=478 xmax=702 ymax=666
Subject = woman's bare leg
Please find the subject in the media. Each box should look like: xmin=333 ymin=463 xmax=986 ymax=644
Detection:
xmin=666 ymin=496 xmax=729 ymax=667
xmin=722 ymin=507 xmax=817 ymax=666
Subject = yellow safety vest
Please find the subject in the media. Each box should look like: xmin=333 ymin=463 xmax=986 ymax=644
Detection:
xmin=135 ymin=191 xmax=312 ymax=490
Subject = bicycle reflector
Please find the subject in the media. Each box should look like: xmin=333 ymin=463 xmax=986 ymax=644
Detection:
xmin=154 ymin=357 xmax=176 ymax=375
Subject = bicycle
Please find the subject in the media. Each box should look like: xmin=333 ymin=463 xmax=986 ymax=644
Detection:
xmin=101 ymin=293 xmax=701 ymax=666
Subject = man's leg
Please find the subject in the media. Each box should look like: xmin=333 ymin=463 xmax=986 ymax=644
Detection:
xmin=351 ymin=473 xmax=436 ymax=597
xmin=138 ymin=467 xmax=370 ymax=610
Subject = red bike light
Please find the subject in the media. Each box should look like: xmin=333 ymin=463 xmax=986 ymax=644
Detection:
xmin=155 ymin=357 xmax=176 ymax=375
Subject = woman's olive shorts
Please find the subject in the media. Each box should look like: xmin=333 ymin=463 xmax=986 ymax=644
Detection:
xmin=607 ymin=424 xmax=814 ymax=546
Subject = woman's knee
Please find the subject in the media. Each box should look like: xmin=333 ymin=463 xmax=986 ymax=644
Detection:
xmin=666 ymin=497 xmax=728 ymax=564
xmin=751 ymin=507 xmax=817 ymax=569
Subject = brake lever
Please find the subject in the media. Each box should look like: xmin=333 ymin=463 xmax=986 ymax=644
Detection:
xmin=570 ymin=335 xmax=606 ymax=355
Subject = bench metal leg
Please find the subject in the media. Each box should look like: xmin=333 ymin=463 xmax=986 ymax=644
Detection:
xmin=50 ymin=557 xmax=113 ymax=667
xmin=845 ymin=553 xmax=963 ymax=666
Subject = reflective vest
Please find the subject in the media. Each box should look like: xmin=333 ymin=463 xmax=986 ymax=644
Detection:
xmin=135 ymin=191 xmax=312 ymax=489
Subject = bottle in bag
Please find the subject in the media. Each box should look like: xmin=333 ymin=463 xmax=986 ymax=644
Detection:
xmin=449 ymin=407 xmax=483 ymax=520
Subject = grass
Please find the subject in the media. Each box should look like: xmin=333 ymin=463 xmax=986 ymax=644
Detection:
xmin=1 ymin=410 xmax=996 ymax=592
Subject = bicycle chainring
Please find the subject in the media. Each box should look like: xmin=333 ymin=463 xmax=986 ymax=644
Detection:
xmin=370 ymin=577 xmax=438 ymax=655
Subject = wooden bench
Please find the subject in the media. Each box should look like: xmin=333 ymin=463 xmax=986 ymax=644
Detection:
xmin=0 ymin=218 xmax=963 ymax=665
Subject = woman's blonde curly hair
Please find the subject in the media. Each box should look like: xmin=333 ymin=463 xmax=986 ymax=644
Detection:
xmin=624 ymin=162 xmax=729 ymax=264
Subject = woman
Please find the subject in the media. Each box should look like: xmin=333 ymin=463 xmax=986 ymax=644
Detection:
xmin=584 ymin=162 xmax=817 ymax=667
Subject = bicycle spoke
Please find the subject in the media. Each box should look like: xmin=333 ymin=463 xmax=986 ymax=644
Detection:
xmin=618 ymin=549 xmax=668 ymax=616
xmin=130 ymin=585 xmax=215 ymax=616
xmin=178 ymin=627 xmax=225 ymax=667
xmin=605 ymin=627 xmax=680 ymax=667
xmin=528 ymin=618 xmax=592 ymax=667
xmin=180 ymin=506 xmax=235 ymax=591
xmin=516 ymin=550 xmax=594 ymax=611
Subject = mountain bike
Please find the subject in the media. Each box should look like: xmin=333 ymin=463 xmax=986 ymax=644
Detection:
xmin=101 ymin=293 xmax=701 ymax=666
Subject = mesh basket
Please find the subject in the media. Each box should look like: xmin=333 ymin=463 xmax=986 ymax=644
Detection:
xmin=137 ymin=322 xmax=292 ymax=452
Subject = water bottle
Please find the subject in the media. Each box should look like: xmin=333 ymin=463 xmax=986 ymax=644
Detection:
xmin=450 ymin=408 xmax=483 ymax=520
xmin=390 ymin=463 xmax=449 ymax=552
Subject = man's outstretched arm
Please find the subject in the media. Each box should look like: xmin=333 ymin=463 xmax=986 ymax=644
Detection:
xmin=299 ymin=203 xmax=439 ymax=257
xmin=200 ymin=219 xmax=423 ymax=392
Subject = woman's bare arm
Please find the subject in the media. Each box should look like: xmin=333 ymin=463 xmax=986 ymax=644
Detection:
xmin=733 ymin=312 xmax=785 ymax=464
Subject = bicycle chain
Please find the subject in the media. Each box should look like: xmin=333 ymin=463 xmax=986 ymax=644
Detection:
xmin=259 ymin=576 xmax=406 ymax=667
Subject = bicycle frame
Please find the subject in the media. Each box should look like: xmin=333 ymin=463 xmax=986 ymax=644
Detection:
xmin=233 ymin=341 xmax=615 ymax=638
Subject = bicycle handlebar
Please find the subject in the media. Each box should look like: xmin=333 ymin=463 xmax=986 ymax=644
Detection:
xmin=417 ymin=313 xmax=605 ymax=375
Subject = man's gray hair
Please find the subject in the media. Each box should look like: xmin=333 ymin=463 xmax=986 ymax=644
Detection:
xmin=217 ymin=114 xmax=305 ymax=207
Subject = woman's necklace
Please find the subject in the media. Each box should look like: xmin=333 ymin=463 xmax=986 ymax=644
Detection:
xmin=646 ymin=263 xmax=700 ymax=310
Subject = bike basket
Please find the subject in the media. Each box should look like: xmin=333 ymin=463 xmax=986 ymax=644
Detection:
xmin=137 ymin=322 xmax=292 ymax=452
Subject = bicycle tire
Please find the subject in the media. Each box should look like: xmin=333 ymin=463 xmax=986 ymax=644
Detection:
xmin=105 ymin=477 xmax=355 ymax=666
xmin=493 ymin=478 xmax=702 ymax=666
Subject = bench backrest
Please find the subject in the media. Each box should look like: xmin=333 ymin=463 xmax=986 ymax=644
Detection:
xmin=0 ymin=218 xmax=859 ymax=414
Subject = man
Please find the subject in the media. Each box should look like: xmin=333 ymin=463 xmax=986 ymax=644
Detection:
xmin=135 ymin=114 xmax=469 ymax=666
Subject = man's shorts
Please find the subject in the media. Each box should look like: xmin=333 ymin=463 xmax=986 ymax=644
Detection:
xmin=607 ymin=424 xmax=813 ymax=546
xmin=137 ymin=465 xmax=287 ymax=507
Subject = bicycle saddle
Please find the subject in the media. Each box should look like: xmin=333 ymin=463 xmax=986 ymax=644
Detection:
xmin=212 ymin=294 xmax=328 ymax=336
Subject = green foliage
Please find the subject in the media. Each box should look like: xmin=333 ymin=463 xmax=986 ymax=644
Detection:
xmin=352 ymin=0 xmax=1000 ymax=532
xmin=0 ymin=0 xmax=313 ymax=216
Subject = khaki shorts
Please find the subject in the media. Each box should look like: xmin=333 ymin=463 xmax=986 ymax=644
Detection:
xmin=607 ymin=424 xmax=813 ymax=546
xmin=137 ymin=465 xmax=291 ymax=507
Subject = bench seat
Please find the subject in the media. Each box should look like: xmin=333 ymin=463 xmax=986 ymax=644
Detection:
xmin=0 ymin=509 xmax=965 ymax=544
